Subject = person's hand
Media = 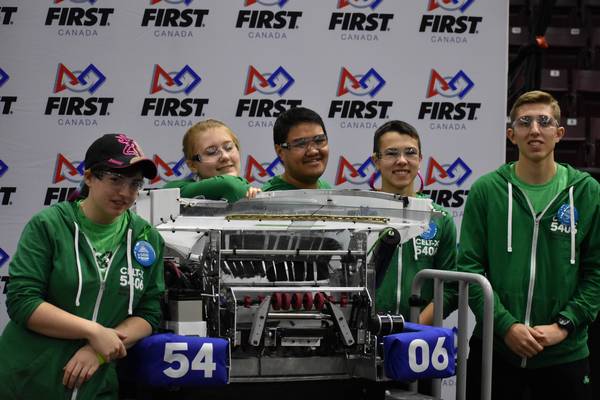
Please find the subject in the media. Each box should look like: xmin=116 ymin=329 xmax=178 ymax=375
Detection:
xmin=418 ymin=303 xmax=434 ymax=325
xmin=63 ymin=344 xmax=101 ymax=389
xmin=531 ymin=323 xmax=569 ymax=347
xmin=245 ymin=187 xmax=261 ymax=199
xmin=86 ymin=323 xmax=127 ymax=362
xmin=503 ymin=323 xmax=544 ymax=358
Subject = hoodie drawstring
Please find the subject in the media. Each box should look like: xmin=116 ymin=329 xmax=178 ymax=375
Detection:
xmin=507 ymin=183 xmax=513 ymax=253
xmin=569 ymin=186 xmax=576 ymax=265
xmin=412 ymin=237 xmax=418 ymax=261
xmin=74 ymin=222 xmax=83 ymax=307
xmin=395 ymin=245 xmax=403 ymax=315
xmin=126 ymin=229 xmax=134 ymax=315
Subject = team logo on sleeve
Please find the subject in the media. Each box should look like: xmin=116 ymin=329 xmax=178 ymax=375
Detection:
xmin=415 ymin=220 xmax=440 ymax=257
xmin=420 ymin=221 xmax=438 ymax=240
xmin=556 ymin=204 xmax=579 ymax=226
xmin=134 ymin=240 xmax=156 ymax=267
xmin=550 ymin=203 xmax=579 ymax=234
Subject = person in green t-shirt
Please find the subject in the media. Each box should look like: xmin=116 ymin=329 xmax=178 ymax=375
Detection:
xmin=458 ymin=90 xmax=600 ymax=400
xmin=163 ymin=119 xmax=259 ymax=202
xmin=0 ymin=134 xmax=165 ymax=399
xmin=262 ymin=107 xmax=332 ymax=191
xmin=371 ymin=120 xmax=457 ymax=326
xmin=371 ymin=120 xmax=457 ymax=396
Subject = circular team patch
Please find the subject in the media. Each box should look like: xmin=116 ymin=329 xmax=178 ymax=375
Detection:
xmin=134 ymin=240 xmax=156 ymax=267
xmin=420 ymin=221 xmax=438 ymax=240
xmin=556 ymin=204 xmax=579 ymax=226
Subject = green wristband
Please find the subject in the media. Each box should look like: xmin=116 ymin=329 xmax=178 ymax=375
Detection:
xmin=96 ymin=353 xmax=106 ymax=365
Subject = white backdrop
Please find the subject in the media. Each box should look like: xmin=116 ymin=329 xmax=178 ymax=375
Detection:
xmin=0 ymin=0 xmax=507 ymax=395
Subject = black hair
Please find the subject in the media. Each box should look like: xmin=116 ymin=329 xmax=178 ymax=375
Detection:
xmin=372 ymin=120 xmax=421 ymax=155
xmin=67 ymin=166 xmax=106 ymax=201
xmin=273 ymin=107 xmax=327 ymax=145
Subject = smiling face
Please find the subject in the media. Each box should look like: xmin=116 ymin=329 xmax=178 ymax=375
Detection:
xmin=83 ymin=168 xmax=143 ymax=224
xmin=373 ymin=131 xmax=422 ymax=196
xmin=275 ymin=122 xmax=329 ymax=188
xmin=507 ymin=103 xmax=564 ymax=164
xmin=185 ymin=126 xmax=241 ymax=179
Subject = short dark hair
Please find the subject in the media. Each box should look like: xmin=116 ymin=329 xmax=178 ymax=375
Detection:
xmin=373 ymin=120 xmax=421 ymax=155
xmin=273 ymin=107 xmax=327 ymax=145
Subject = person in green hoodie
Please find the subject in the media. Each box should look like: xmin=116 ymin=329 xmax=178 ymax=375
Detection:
xmin=458 ymin=90 xmax=600 ymax=400
xmin=372 ymin=120 xmax=457 ymax=325
xmin=163 ymin=119 xmax=259 ymax=201
xmin=0 ymin=133 xmax=165 ymax=399
xmin=262 ymin=107 xmax=332 ymax=191
xmin=371 ymin=120 xmax=457 ymax=396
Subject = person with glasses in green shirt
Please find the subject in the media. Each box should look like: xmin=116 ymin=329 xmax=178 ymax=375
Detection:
xmin=371 ymin=120 xmax=457 ymax=325
xmin=0 ymin=133 xmax=165 ymax=399
xmin=262 ymin=107 xmax=332 ymax=191
xmin=458 ymin=91 xmax=600 ymax=399
xmin=163 ymin=119 xmax=260 ymax=201
xmin=370 ymin=120 xmax=457 ymax=396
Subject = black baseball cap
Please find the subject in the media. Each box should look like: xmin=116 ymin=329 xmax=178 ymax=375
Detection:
xmin=84 ymin=133 xmax=157 ymax=179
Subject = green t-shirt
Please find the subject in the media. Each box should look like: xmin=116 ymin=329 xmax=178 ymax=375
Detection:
xmin=76 ymin=201 xmax=129 ymax=279
xmin=261 ymin=175 xmax=332 ymax=191
xmin=511 ymin=163 xmax=568 ymax=213
xmin=163 ymin=175 xmax=251 ymax=202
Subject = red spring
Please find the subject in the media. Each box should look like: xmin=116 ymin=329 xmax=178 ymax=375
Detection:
xmin=303 ymin=292 xmax=313 ymax=310
xmin=281 ymin=293 xmax=291 ymax=310
xmin=257 ymin=295 xmax=265 ymax=304
xmin=339 ymin=294 xmax=349 ymax=308
xmin=243 ymin=295 xmax=253 ymax=308
xmin=271 ymin=292 xmax=282 ymax=310
xmin=292 ymin=292 xmax=303 ymax=310
xmin=314 ymin=292 xmax=326 ymax=311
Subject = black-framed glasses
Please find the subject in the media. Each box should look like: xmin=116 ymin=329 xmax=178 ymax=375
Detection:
xmin=512 ymin=115 xmax=558 ymax=130
xmin=191 ymin=141 xmax=236 ymax=163
xmin=280 ymin=134 xmax=328 ymax=151
xmin=95 ymin=171 xmax=145 ymax=191
xmin=376 ymin=147 xmax=420 ymax=161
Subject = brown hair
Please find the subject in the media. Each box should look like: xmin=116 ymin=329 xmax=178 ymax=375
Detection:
xmin=509 ymin=90 xmax=561 ymax=123
xmin=373 ymin=120 xmax=421 ymax=156
xmin=182 ymin=119 xmax=240 ymax=160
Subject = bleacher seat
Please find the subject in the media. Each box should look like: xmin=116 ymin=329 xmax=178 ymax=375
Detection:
xmin=541 ymin=27 xmax=588 ymax=69
xmin=540 ymin=68 xmax=569 ymax=92
xmin=572 ymin=69 xmax=600 ymax=118
xmin=590 ymin=118 xmax=600 ymax=165
xmin=562 ymin=117 xmax=587 ymax=141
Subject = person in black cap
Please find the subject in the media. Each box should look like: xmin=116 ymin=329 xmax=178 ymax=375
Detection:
xmin=0 ymin=133 xmax=165 ymax=399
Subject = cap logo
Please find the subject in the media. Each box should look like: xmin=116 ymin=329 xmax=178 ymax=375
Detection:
xmin=107 ymin=158 xmax=125 ymax=166
xmin=116 ymin=133 xmax=143 ymax=157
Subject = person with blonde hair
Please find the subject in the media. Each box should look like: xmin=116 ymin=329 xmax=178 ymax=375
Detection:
xmin=164 ymin=119 xmax=259 ymax=201
xmin=459 ymin=90 xmax=600 ymax=399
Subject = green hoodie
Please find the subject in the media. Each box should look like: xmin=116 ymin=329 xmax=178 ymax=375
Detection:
xmin=163 ymin=175 xmax=251 ymax=202
xmin=261 ymin=175 xmax=332 ymax=191
xmin=376 ymin=196 xmax=457 ymax=319
xmin=0 ymin=202 xmax=165 ymax=399
xmin=458 ymin=163 xmax=600 ymax=368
